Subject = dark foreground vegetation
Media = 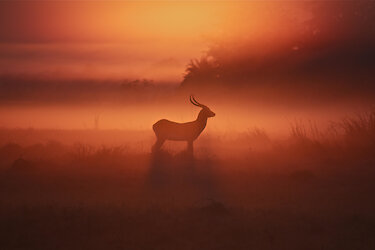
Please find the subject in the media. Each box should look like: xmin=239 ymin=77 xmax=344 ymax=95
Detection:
xmin=0 ymin=112 xmax=375 ymax=250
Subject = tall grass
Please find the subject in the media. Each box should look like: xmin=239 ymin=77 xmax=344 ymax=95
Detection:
xmin=0 ymin=111 xmax=375 ymax=171
xmin=339 ymin=111 xmax=375 ymax=146
xmin=289 ymin=120 xmax=323 ymax=143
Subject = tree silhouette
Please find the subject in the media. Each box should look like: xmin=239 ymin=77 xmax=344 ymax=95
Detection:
xmin=179 ymin=1 xmax=375 ymax=91
xmin=181 ymin=56 xmax=220 ymax=89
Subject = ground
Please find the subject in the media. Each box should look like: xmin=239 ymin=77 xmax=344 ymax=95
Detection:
xmin=0 ymin=127 xmax=374 ymax=249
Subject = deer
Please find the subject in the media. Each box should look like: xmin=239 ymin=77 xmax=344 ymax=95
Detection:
xmin=152 ymin=95 xmax=215 ymax=153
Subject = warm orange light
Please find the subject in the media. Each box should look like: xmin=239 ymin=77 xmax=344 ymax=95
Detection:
xmin=0 ymin=1 xmax=312 ymax=81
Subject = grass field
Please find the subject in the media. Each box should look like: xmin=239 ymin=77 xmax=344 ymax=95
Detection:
xmin=0 ymin=112 xmax=375 ymax=250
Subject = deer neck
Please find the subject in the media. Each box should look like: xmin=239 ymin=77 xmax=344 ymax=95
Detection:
xmin=196 ymin=111 xmax=208 ymax=128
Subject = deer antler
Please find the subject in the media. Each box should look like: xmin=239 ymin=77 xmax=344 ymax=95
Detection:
xmin=190 ymin=95 xmax=206 ymax=108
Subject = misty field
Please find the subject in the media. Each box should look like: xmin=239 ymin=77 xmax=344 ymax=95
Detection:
xmin=1 ymin=1 xmax=375 ymax=249
xmin=0 ymin=113 xmax=374 ymax=250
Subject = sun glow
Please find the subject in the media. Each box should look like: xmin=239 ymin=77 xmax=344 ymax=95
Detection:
xmin=0 ymin=1 xmax=304 ymax=81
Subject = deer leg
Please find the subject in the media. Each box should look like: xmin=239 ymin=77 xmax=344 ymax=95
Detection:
xmin=187 ymin=140 xmax=194 ymax=153
xmin=152 ymin=138 xmax=165 ymax=152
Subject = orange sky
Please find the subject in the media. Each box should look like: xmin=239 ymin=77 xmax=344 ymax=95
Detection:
xmin=1 ymin=1 xmax=373 ymax=131
xmin=0 ymin=1 xmax=310 ymax=82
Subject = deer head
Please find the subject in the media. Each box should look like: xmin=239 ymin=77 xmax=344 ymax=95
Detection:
xmin=190 ymin=95 xmax=215 ymax=118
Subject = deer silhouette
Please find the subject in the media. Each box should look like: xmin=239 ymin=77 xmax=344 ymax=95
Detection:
xmin=152 ymin=95 xmax=215 ymax=153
